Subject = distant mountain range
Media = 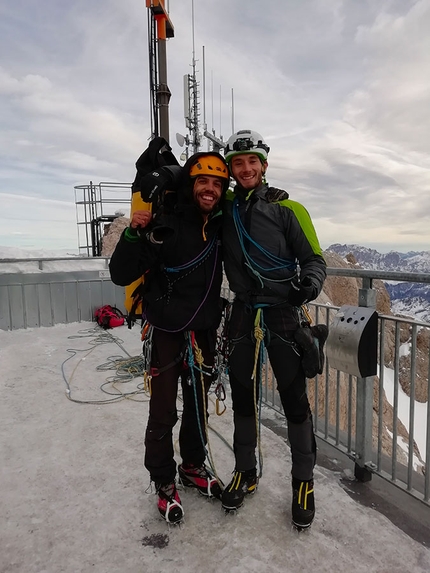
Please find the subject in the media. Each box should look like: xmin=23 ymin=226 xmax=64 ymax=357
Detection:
xmin=327 ymin=244 xmax=430 ymax=273
xmin=327 ymin=244 xmax=430 ymax=323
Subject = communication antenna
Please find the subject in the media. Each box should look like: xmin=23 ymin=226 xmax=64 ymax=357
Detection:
xmin=231 ymin=88 xmax=235 ymax=134
xmin=202 ymin=46 xmax=207 ymax=130
xmin=200 ymin=57 xmax=225 ymax=151
xmin=175 ymin=131 xmax=190 ymax=162
xmin=181 ymin=0 xmax=200 ymax=153
xmin=180 ymin=3 xmax=231 ymax=153
xmin=219 ymin=85 xmax=222 ymax=137
xmin=211 ymin=71 xmax=214 ymax=134
xmin=202 ymin=46 xmax=208 ymax=150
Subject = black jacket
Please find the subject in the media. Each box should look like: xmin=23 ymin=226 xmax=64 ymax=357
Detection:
xmin=223 ymin=183 xmax=326 ymax=304
xmin=109 ymin=202 xmax=223 ymax=332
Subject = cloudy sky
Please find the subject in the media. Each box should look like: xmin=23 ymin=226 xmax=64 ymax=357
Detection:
xmin=1 ymin=0 xmax=429 ymax=253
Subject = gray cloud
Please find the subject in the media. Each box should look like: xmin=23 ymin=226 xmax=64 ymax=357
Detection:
xmin=0 ymin=0 xmax=429 ymax=251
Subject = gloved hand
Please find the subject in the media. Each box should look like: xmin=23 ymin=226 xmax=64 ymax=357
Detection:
xmin=138 ymin=165 xmax=182 ymax=205
xmin=287 ymin=276 xmax=316 ymax=307
xmin=265 ymin=187 xmax=289 ymax=202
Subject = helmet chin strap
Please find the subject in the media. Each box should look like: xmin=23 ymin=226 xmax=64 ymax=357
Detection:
xmin=261 ymin=159 xmax=268 ymax=184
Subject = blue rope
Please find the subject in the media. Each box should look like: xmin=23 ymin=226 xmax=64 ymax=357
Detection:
xmin=185 ymin=333 xmax=210 ymax=459
xmin=165 ymin=236 xmax=216 ymax=273
xmin=233 ymin=198 xmax=297 ymax=272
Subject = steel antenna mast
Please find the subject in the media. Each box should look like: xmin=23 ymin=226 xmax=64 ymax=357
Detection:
xmin=146 ymin=1 xmax=174 ymax=142
xmin=185 ymin=0 xmax=201 ymax=153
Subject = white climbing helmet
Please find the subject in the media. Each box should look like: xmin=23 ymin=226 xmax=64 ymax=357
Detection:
xmin=224 ymin=130 xmax=270 ymax=163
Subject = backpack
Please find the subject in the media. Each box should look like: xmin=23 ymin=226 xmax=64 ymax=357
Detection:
xmin=94 ymin=305 xmax=125 ymax=329
xmin=125 ymin=137 xmax=180 ymax=328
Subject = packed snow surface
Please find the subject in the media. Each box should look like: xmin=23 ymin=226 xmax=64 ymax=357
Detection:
xmin=1 ymin=322 xmax=429 ymax=573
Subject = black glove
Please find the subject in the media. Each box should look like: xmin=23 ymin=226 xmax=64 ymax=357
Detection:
xmin=138 ymin=165 xmax=182 ymax=205
xmin=294 ymin=323 xmax=329 ymax=378
xmin=265 ymin=187 xmax=289 ymax=202
xmin=287 ymin=276 xmax=316 ymax=307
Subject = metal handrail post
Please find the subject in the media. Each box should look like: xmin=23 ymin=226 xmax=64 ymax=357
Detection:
xmin=354 ymin=277 xmax=377 ymax=482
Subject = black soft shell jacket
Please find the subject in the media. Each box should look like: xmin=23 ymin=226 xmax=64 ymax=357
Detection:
xmin=109 ymin=203 xmax=223 ymax=332
xmin=223 ymin=183 xmax=326 ymax=303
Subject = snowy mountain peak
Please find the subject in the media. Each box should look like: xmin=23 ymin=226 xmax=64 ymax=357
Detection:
xmin=327 ymin=244 xmax=430 ymax=273
xmin=327 ymin=244 xmax=430 ymax=323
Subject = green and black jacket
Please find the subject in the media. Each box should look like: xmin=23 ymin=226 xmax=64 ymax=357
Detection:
xmin=222 ymin=183 xmax=326 ymax=305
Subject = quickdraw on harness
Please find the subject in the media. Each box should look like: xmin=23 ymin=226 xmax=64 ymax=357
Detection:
xmin=141 ymin=321 xmax=154 ymax=394
xmin=185 ymin=331 xmax=224 ymax=488
xmin=232 ymin=197 xmax=298 ymax=288
xmin=299 ymin=304 xmax=313 ymax=326
xmin=140 ymin=321 xmax=187 ymax=395
xmin=213 ymin=299 xmax=232 ymax=416
xmin=214 ymin=380 xmax=226 ymax=416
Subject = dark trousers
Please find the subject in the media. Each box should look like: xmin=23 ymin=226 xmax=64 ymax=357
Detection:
xmin=227 ymin=302 xmax=317 ymax=480
xmin=144 ymin=328 xmax=214 ymax=485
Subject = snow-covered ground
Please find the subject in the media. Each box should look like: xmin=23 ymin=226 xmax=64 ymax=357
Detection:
xmin=1 ymin=321 xmax=429 ymax=573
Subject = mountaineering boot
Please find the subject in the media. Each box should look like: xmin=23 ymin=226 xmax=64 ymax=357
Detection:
xmin=178 ymin=463 xmax=223 ymax=499
xmin=291 ymin=477 xmax=315 ymax=530
xmin=221 ymin=468 xmax=258 ymax=511
xmin=156 ymin=481 xmax=184 ymax=524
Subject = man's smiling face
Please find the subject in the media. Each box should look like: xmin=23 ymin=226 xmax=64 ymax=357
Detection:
xmin=230 ymin=153 xmax=267 ymax=190
xmin=192 ymin=175 xmax=223 ymax=214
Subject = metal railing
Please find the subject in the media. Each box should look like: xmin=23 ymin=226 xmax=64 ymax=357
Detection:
xmin=259 ymin=268 xmax=430 ymax=506
xmin=0 ymin=258 xmax=124 ymax=330
xmin=74 ymin=182 xmax=131 ymax=257
xmin=1 ymin=257 xmax=429 ymax=506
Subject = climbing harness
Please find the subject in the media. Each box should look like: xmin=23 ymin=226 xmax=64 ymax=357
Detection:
xmin=140 ymin=318 xmax=227 ymax=451
xmin=140 ymin=321 xmax=188 ymax=394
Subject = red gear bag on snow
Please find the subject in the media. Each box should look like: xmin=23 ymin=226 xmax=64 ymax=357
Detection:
xmin=94 ymin=305 xmax=125 ymax=329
